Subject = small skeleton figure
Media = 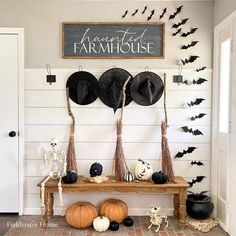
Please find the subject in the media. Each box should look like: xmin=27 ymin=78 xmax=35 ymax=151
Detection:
xmin=147 ymin=205 xmax=168 ymax=232
xmin=41 ymin=138 xmax=67 ymax=216
xmin=43 ymin=138 xmax=67 ymax=178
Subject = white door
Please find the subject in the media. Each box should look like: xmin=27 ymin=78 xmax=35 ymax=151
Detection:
xmin=0 ymin=34 xmax=19 ymax=212
xmin=214 ymin=24 xmax=232 ymax=231
xmin=229 ymin=18 xmax=236 ymax=236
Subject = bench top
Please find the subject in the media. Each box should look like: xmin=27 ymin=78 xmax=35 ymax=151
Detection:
xmin=38 ymin=176 xmax=189 ymax=193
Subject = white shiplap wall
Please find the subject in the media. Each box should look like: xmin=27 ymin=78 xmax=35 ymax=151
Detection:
xmin=24 ymin=68 xmax=211 ymax=215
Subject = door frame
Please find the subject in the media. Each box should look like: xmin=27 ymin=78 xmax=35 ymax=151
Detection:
xmin=212 ymin=10 xmax=236 ymax=232
xmin=0 ymin=28 xmax=24 ymax=215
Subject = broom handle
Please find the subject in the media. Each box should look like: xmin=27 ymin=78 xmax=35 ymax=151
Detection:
xmin=66 ymin=88 xmax=75 ymax=128
xmin=163 ymin=73 xmax=168 ymax=126
xmin=120 ymin=76 xmax=131 ymax=122
xmin=120 ymin=76 xmax=131 ymax=173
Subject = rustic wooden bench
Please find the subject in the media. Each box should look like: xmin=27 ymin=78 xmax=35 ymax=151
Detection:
xmin=38 ymin=176 xmax=189 ymax=228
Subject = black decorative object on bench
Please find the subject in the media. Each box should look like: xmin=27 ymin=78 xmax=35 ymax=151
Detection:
xmin=62 ymin=171 xmax=78 ymax=184
xmin=152 ymin=171 xmax=168 ymax=184
xmin=89 ymin=162 xmax=103 ymax=177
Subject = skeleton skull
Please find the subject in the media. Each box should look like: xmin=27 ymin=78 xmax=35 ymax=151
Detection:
xmin=149 ymin=205 xmax=161 ymax=215
xmin=50 ymin=138 xmax=58 ymax=149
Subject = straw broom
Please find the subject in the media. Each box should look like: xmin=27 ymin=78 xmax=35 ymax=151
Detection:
xmin=66 ymin=88 xmax=77 ymax=172
xmin=114 ymin=76 xmax=131 ymax=181
xmin=161 ymin=74 xmax=175 ymax=183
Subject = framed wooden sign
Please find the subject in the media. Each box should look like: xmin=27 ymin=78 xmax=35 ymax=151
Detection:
xmin=62 ymin=22 xmax=165 ymax=59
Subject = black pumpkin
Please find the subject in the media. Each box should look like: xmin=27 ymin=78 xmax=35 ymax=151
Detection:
xmin=152 ymin=171 xmax=167 ymax=184
xmin=124 ymin=217 xmax=133 ymax=227
xmin=62 ymin=171 xmax=78 ymax=184
xmin=89 ymin=162 xmax=103 ymax=177
xmin=109 ymin=221 xmax=119 ymax=231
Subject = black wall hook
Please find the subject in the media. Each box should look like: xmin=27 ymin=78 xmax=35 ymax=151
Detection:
xmin=46 ymin=64 xmax=56 ymax=85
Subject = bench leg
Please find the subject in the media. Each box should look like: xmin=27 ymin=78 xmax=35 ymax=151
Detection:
xmin=40 ymin=189 xmax=49 ymax=227
xmin=179 ymin=188 xmax=187 ymax=228
xmin=48 ymin=193 xmax=54 ymax=219
xmin=173 ymin=194 xmax=179 ymax=218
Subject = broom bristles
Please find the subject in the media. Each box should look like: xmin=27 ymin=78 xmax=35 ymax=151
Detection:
xmin=66 ymin=88 xmax=77 ymax=173
xmin=114 ymin=119 xmax=127 ymax=181
xmin=161 ymin=121 xmax=175 ymax=183
xmin=66 ymin=124 xmax=77 ymax=172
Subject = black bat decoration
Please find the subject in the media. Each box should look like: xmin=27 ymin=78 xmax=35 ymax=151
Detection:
xmin=188 ymin=176 xmax=206 ymax=187
xmin=191 ymin=161 xmax=204 ymax=166
xmin=147 ymin=9 xmax=155 ymax=21
xmin=169 ymin=6 xmax=183 ymax=20
xmin=183 ymin=78 xmax=208 ymax=85
xmin=175 ymin=146 xmax=197 ymax=158
xmin=181 ymin=41 xmax=199 ymax=50
xmin=193 ymin=78 xmax=208 ymax=84
xmin=159 ymin=8 xmax=167 ymax=19
xmin=188 ymin=98 xmax=205 ymax=107
xmin=172 ymin=18 xmax=189 ymax=28
xmin=181 ymin=28 xmax=198 ymax=37
xmin=172 ymin=28 xmax=182 ymax=36
xmin=182 ymin=56 xmax=199 ymax=65
xmin=122 ymin=10 xmax=128 ymax=18
xmin=142 ymin=6 xmax=147 ymax=14
xmin=196 ymin=66 xmax=207 ymax=72
xmin=181 ymin=126 xmax=204 ymax=136
xmin=132 ymin=9 xmax=139 ymax=16
xmin=191 ymin=113 xmax=206 ymax=121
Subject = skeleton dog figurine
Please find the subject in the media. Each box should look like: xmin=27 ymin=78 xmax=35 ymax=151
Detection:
xmin=41 ymin=138 xmax=67 ymax=216
xmin=147 ymin=205 xmax=168 ymax=232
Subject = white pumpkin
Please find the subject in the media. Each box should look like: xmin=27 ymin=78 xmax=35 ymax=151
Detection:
xmin=135 ymin=159 xmax=153 ymax=180
xmin=93 ymin=216 xmax=110 ymax=232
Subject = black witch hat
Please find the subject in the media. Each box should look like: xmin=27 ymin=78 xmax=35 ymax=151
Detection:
xmin=130 ymin=71 xmax=164 ymax=106
xmin=66 ymin=71 xmax=99 ymax=105
xmin=99 ymin=68 xmax=133 ymax=113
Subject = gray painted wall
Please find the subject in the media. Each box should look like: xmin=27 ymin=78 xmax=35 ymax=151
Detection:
xmin=0 ymin=0 xmax=214 ymax=68
xmin=214 ymin=0 xmax=236 ymax=25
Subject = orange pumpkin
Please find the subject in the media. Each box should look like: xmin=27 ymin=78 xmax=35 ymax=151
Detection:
xmin=99 ymin=199 xmax=128 ymax=223
xmin=65 ymin=201 xmax=98 ymax=228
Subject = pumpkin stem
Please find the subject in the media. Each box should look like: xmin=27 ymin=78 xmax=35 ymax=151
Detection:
xmin=138 ymin=159 xmax=145 ymax=164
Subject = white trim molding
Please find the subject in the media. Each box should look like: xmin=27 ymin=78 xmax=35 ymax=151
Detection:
xmin=0 ymin=27 xmax=25 ymax=215
xmin=24 ymin=207 xmax=174 ymax=216
xmin=18 ymin=28 xmax=25 ymax=216
xmin=212 ymin=9 xmax=236 ymax=233
xmin=63 ymin=0 xmax=214 ymax=2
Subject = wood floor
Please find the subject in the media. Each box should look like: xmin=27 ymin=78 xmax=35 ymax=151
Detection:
xmin=0 ymin=214 xmax=228 ymax=236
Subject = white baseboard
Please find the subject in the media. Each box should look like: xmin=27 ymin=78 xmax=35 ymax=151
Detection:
xmin=24 ymin=207 xmax=174 ymax=216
